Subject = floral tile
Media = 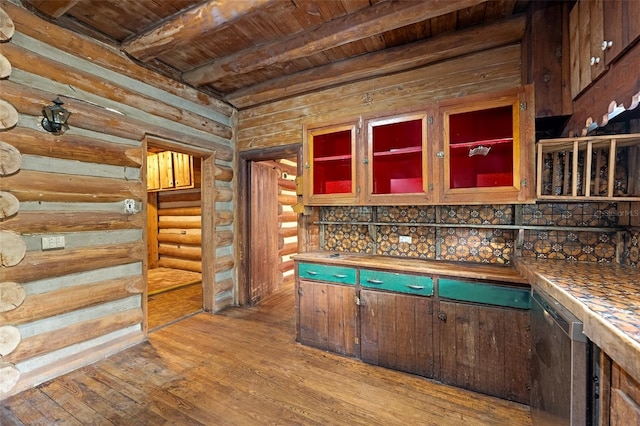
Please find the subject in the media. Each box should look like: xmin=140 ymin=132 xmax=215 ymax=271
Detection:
xmin=377 ymin=206 xmax=436 ymax=223
xmin=623 ymin=228 xmax=640 ymax=267
xmin=521 ymin=230 xmax=617 ymax=263
xmin=439 ymin=228 xmax=514 ymax=264
xmin=439 ymin=205 xmax=513 ymax=225
xmin=324 ymin=224 xmax=374 ymax=253
xmin=377 ymin=225 xmax=436 ymax=259
xmin=322 ymin=206 xmax=373 ymax=222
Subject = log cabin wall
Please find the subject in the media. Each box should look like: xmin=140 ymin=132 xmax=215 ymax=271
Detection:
xmin=276 ymin=159 xmax=298 ymax=287
xmin=0 ymin=2 xmax=235 ymax=399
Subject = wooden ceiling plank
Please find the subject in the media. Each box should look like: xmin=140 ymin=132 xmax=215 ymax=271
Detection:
xmin=225 ymin=14 xmax=525 ymax=109
xmin=29 ymin=0 xmax=79 ymax=18
xmin=121 ymin=0 xmax=276 ymax=62
xmin=182 ymin=0 xmax=489 ymax=87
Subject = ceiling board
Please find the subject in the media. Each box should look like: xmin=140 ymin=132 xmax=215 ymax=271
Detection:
xmin=22 ymin=0 xmax=529 ymax=110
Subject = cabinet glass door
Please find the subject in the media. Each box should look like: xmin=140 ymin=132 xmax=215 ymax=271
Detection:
xmin=448 ymin=105 xmax=514 ymax=189
xmin=304 ymin=122 xmax=358 ymax=205
xmin=367 ymin=113 xmax=428 ymax=204
xmin=440 ymin=87 xmax=534 ymax=204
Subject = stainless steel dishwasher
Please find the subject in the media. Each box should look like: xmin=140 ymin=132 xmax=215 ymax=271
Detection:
xmin=530 ymin=288 xmax=594 ymax=425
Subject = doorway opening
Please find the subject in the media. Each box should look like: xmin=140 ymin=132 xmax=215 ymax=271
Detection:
xmin=239 ymin=145 xmax=302 ymax=307
xmin=144 ymin=136 xmax=217 ymax=331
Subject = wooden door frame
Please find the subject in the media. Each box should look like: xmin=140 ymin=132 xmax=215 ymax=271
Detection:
xmin=143 ymin=135 xmax=217 ymax=334
xmin=238 ymin=144 xmax=302 ymax=306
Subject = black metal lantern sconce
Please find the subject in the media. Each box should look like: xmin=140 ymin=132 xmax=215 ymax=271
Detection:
xmin=41 ymin=97 xmax=71 ymax=135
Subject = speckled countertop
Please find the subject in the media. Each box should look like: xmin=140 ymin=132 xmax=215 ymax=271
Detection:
xmin=514 ymin=257 xmax=640 ymax=381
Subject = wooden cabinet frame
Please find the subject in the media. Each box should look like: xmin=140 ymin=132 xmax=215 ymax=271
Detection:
xmin=438 ymin=86 xmax=535 ymax=204
xmin=302 ymin=86 xmax=534 ymax=206
xmin=303 ymin=121 xmax=360 ymax=205
xmin=365 ymin=111 xmax=433 ymax=205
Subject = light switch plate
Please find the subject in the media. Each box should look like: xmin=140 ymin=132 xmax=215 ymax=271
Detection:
xmin=399 ymin=235 xmax=412 ymax=243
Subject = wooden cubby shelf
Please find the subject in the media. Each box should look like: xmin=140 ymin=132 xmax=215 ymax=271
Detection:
xmin=537 ymin=133 xmax=640 ymax=201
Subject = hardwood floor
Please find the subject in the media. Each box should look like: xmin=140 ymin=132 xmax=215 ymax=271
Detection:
xmin=1 ymin=283 xmax=532 ymax=425
xmin=147 ymin=268 xmax=202 ymax=295
xmin=147 ymin=283 xmax=203 ymax=331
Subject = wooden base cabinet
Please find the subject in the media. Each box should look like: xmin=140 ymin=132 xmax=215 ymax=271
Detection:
xmin=609 ymin=361 xmax=640 ymax=425
xmin=437 ymin=301 xmax=531 ymax=403
xmin=297 ymin=279 xmax=358 ymax=357
xmin=294 ymin=258 xmax=530 ymax=404
xmin=360 ymin=290 xmax=435 ymax=378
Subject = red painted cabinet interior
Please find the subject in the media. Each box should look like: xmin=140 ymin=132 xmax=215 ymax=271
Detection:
xmin=448 ymin=105 xmax=514 ymax=189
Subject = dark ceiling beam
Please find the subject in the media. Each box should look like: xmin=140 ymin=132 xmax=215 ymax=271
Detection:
xmin=182 ymin=0 xmax=489 ymax=87
xmin=121 ymin=0 xmax=275 ymax=63
xmin=28 ymin=0 xmax=79 ymax=18
xmin=225 ymin=14 xmax=526 ymax=109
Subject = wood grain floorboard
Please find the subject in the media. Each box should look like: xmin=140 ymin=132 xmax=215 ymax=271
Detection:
xmin=147 ymin=282 xmax=203 ymax=331
xmin=1 ymin=282 xmax=532 ymax=425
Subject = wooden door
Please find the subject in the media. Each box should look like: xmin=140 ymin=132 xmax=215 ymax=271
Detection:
xmin=360 ymin=289 xmax=435 ymax=377
xmin=297 ymin=279 xmax=357 ymax=357
xmin=249 ymin=161 xmax=279 ymax=304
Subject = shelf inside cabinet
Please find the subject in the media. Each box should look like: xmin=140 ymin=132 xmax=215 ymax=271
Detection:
xmin=536 ymin=133 xmax=640 ymax=200
xmin=450 ymin=138 xmax=514 ymax=150
xmin=373 ymin=146 xmax=422 ymax=157
xmin=314 ymin=154 xmax=352 ymax=162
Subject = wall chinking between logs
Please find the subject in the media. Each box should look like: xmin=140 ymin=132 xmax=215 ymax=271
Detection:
xmin=0 ymin=1 xmax=235 ymax=399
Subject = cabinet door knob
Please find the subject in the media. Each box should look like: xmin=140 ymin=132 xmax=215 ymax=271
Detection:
xmin=590 ymin=56 xmax=600 ymax=66
xmin=438 ymin=312 xmax=447 ymax=321
xmin=601 ymin=40 xmax=613 ymax=51
xmin=436 ymin=151 xmax=445 ymax=158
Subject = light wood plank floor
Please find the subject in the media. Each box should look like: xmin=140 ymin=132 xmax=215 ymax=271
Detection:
xmin=147 ymin=282 xmax=203 ymax=331
xmin=1 ymin=283 xmax=532 ymax=425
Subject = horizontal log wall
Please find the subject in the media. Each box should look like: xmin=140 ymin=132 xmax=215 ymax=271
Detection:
xmin=276 ymin=159 xmax=298 ymax=287
xmin=156 ymin=188 xmax=205 ymax=273
xmin=0 ymin=2 xmax=234 ymax=399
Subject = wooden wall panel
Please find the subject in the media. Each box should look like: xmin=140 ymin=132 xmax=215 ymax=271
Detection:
xmin=0 ymin=2 xmax=234 ymax=399
xmin=237 ymin=44 xmax=522 ymax=151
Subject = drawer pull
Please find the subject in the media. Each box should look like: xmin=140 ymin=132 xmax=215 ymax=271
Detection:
xmin=366 ymin=279 xmax=383 ymax=284
xmin=306 ymin=271 xmax=318 ymax=275
xmin=333 ymin=274 xmax=347 ymax=278
xmin=406 ymin=285 xmax=424 ymax=290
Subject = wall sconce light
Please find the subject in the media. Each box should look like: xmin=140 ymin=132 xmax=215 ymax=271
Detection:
xmin=41 ymin=97 xmax=71 ymax=134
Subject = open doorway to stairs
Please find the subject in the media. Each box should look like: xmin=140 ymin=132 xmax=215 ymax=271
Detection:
xmin=144 ymin=136 xmax=217 ymax=332
xmin=238 ymin=145 xmax=302 ymax=307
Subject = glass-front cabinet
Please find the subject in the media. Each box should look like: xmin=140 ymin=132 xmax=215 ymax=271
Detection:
xmin=438 ymin=87 xmax=534 ymax=204
xmin=366 ymin=112 xmax=430 ymax=204
xmin=303 ymin=122 xmax=359 ymax=205
xmin=302 ymin=86 xmax=534 ymax=206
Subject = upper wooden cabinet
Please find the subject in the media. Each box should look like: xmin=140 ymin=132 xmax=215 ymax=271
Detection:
xmin=147 ymin=151 xmax=194 ymax=192
xmin=570 ymin=0 xmax=606 ymax=99
xmin=570 ymin=0 xmax=640 ymax=99
xmin=602 ymin=0 xmax=640 ymax=65
xmin=303 ymin=87 xmax=534 ymax=206
xmin=438 ymin=87 xmax=535 ymax=204
xmin=303 ymin=122 xmax=359 ymax=205
xmin=365 ymin=112 xmax=431 ymax=205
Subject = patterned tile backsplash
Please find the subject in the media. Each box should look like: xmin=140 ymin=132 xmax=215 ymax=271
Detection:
xmin=624 ymin=228 xmax=640 ymax=267
xmin=320 ymin=203 xmax=636 ymax=266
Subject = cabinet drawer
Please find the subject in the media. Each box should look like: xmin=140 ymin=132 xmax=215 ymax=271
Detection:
xmin=297 ymin=262 xmax=356 ymax=285
xmin=438 ymin=278 xmax=530 ymax=309
xmin=360 ymin=269 xmax=433 ymax=296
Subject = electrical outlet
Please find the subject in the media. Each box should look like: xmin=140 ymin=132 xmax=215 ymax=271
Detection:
xmin=124 ymin=199 xmax=136 ymax=214
xmin=399 ymin=235 xmax=412 ymax=243
xmin=42 ymin=236 xmax=65 ymax=250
